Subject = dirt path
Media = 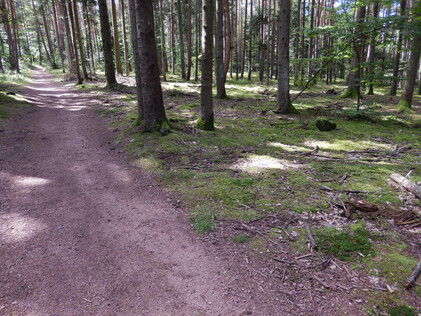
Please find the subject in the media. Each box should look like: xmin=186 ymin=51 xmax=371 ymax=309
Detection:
xmin=0 ymin=68 xmax=255 ymax=315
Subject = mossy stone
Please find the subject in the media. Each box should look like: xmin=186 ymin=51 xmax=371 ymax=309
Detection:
xmin=316 ymin=118 xmax=337 ymax=131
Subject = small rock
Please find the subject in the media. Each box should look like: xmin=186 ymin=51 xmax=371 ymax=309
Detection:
xmin=316 ymin=119 xmax=337 ymax=132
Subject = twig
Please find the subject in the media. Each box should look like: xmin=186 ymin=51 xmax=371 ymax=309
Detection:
xmin=339 ymin=172 xmax=349 ymax=185
xmin=312 ymin=276 xmax=330 ymax=289
xmin=295 ymin=253 xmax=314 ymax=260
xmin=281 ymin=268 xmax=286 ymax=282
xmin=304 ymin=223 xmax=318 ymax=251
xmin=272 ymin=257 xmax=295 ymax=266
xmin=321 ymin=185 xmax=371 ymax=194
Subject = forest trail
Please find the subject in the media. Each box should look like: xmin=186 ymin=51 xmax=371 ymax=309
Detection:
xmin=0 ymin=68 xmax=251 ymax=315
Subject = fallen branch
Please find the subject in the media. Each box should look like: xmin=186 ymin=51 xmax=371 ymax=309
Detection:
xmin=305 ymin=223 xmax=318 ymax=251
xmin=312 ymin=275 xmax=330 ymax=289
xmin=390 ymin=173 xmax=421 ymax=200
xmin=404 ymin=258 xmax=421 ymax=290
xmin=321 ymin=185 xmax=371 ymax=194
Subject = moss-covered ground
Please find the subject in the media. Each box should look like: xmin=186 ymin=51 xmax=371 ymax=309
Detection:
xmin=68 ymin=74 xmax=421 ymax=314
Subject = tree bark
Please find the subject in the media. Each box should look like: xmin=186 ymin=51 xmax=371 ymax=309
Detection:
xmin=247 ymin=0 xmax=253 ymax=80
xmin=0 ymin=0 xmax=19 ymax=71
xmin=343 ymin=4 xmax=365 ymax=99
xmin=72 ymin=0 xmax=89 ymax=79
xmin=67 ymin=0 xmax=83 ymax=84
xmin=197 ymin=0 xmax=215 ymax=131
xmin=276 ymin=0 xmax=291 ymax=113
xmin=215 ymin=0 xmax=226 ymax=98
xmin=40 ymin=2 xmax=56 ymax=68
xmin=158 ymin=0 xmax=167 ymax=81
xmin=97 ymin=0 xmax=117 ymax=86
xmin=177 ymin=0 xmax=186 ymax=79
xmin=194 ymin=0 xmax=199 ymax=81
xmin=127 ymin=0 xmax=143 ymax=119
xmin=111 ymin=0 xmax=122 ymax=75
xmin=241 ymin=0 xmax=247 ymax=78
xmin=170 ymin=0 xmax=176 ymax=74
xmin=120 ymin=0 xmax=129 ymax=76
xmin=135 ymin=0 xmax=168 ymax=131
xmin=366 ymin=1 xmax=379 ymax=95
xmin=223 ymin=0 xmax=231 ymax=79
xmin=186 ymin=0 xmax=192 ymax=80
xmin=390 ymin=0 xmax=406 ymax=96
xmin=397 ymin=33 xmax=421 ymax=110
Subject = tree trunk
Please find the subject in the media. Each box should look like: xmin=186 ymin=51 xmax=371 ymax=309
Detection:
xmin=258 ymin=0 xmax=264 ymax=83
xmin=397 ymin=32 xmax=421 ymax=110
xmin=135 ymin=0 xmax=168 ymax=131
xmin=60 ymin=0 xmax=75 ymax=73
xmin=241 ymin=0 xmax=248 ymax=78
xmin=72 ymin=0 xmax=89 ymax=79
xmin=265 ymin=0 xmax=271 ymax=85
xmin=186 ymin=0 xmax=192 ymax=80
xmin=158 ymin=0 xmax=167 ymax=81
xmin=177 ymin=0 xmax=186 ymax=79
xmin=97 ymin=0 xmax=117 ymax=86
xmin=170 ymin=0 xmax=176 ymax=74
xmin=366 ymin=1 xmax=379 ymax=95
xmin=1 ymin=0 xmax=19 ymax=71
xmin=216 ymin=0 xmax=226 ymax=98
xmin=40 ymin=2 xmax=56 ymax=68
xmin=82 ymin=0 xmax=96 ymax=75
xmin=67 ymin=0 xmax=83 ymax=84
xmin=8 ymin=0 xmax=19 ymax=71
xmin=120 ymin=0 xmax=129 ymax=76
xmin=390 ymin=0 xmax=406 ymax=96
xmin=276 ymin=0 xmax=291 ymax=113
xmin=343 ymin=4 xmax=366 ymax=99
xmin=52 ymin=0 xmax=65 ymax=71
xmin=111 ymin=0 xmax=122 ymax=75
xmin=247 ymin=0 xmax=253 ymax=80
xmin=197 ymin=0 xmax=215 ymax=131
xmin=307 ymin=0 xmax=315 ymax=82
xmin=223 ymin=0 xmax=231 ymax=79
xmin=128 ymin=0 xmax=143 ymax=119
xmin=194 ymin=0 xmax=199 ymax=81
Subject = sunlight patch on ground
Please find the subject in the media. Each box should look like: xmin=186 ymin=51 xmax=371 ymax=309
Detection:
xmin=0 ymin=213 xmax=47 ymax=243
xmin=13 ymin=176 xmax=51 ymax=188
xmin=268 ymin=142 xmax=310 ymax=152
xmin=162 ymin=81 xmax=199 ymax=94
xmin=230 ymin=154 xmax=304 ymax=174
xmin=106 ymin=163 xmax=132 ymax=182
xmin=304 ymin=139 xmax=392 ymax=151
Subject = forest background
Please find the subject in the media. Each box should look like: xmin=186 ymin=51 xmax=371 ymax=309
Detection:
xmin=1 ymin=0 xmax=421 ymax=314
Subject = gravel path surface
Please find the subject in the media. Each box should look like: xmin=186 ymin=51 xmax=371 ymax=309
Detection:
xmin=0 ymin=69 xmax=252 ymax=315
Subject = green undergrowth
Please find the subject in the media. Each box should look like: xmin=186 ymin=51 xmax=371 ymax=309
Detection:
xmin=95 ymin=74 xmax=420 ymax=312
xmin=0 ymin=83 xmax=31 ymax=124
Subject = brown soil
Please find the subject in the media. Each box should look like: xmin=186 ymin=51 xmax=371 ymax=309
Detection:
xmin=0 ymin=69 xmax=417 ymax=315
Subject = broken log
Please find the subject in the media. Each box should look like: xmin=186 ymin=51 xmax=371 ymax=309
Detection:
xmin=390 ymin=173 xmax=421 ymax=200
xmin=404 ymin=258 xmax=421 ymax=290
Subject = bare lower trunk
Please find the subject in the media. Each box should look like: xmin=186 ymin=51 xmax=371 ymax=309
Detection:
xmin=276 ymin=0 xmax=291 ymax=113
xmin=67 ymin=0 xmax=83 ymax=84
xmin=159 ymin=0 xmax=167 ymax=81
xmin=120 ymin=0 xmax=129 ymax=76
xmin=215 ymin=0 xmax=226 ymax=98
xmin=111 ymin=0 xmax=122 ymax=75
xmin=135 ymin=0 xmax=168 ymax=131
xmin=97 ymin=0 xmax=117 ymax=86
xmin=177 ymin=0 xmax=186 ymax=79
xmin=198 ymin=0 xmax=215 ymax=131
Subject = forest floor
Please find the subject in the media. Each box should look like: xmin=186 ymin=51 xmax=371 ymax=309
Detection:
xmin=0 ymin=67 xmax=420 ymax=315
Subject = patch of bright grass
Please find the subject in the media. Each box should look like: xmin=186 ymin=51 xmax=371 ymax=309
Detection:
xmin=315 ymin=226 xmax=375 ymax=261
xmin=232 ymin=234 xmax=250 ymax=243
xmin=388 ymin=305 xmax=416 ymax=316
xmin=191 ymin=206 xmax=214 ymax=234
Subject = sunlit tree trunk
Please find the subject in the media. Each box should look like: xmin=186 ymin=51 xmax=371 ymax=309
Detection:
xmin=197 ymin=0 xmax=214 ymax=131
xmin=67 ymin=0 xmax=83 ymax=83
xmin=366 ymin=1 xmax=379 ymax=95
xmin=170 ymin=0 xmax=176 ymax=74
xmin=120 ymin=0 xmax=129 ymax=76
xmin=194 ymin=0 xmax=199 ymax=81
xmin=52 ymin=0 xmax=65 ymax=71
xmin=0 ymin=0 xmax=18 ymax=71
xmin=241 ymin=0 xmax=247 ymax=78
xmin=72 ymin=0 xmax=89 ymax=79
xmin=111 ymin=0 xmax=122 ymax=75
xmin=60 ymin=0 xmax=75 ymax=73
